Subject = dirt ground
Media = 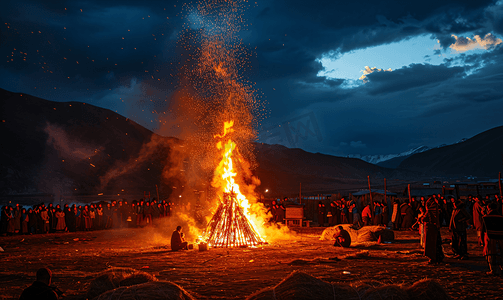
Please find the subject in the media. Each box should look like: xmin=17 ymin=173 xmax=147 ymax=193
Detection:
xmin=0 ymin=226 xmax=501 ymax=300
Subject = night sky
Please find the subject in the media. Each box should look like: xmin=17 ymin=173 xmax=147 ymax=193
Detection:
xmin=2 ymin=0 xmax=503 ymax=157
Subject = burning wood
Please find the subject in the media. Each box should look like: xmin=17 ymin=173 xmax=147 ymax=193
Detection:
xmin=201 ymin=121 xmax=266 ymax=248
xmin=203 ymin=191 xmax=264 ymax=247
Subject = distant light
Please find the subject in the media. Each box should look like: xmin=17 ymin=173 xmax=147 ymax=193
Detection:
xmin=265 ymin=189 xmax=269 ymax=193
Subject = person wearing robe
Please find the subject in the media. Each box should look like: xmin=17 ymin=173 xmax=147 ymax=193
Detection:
xmin=55 ymin=208 xmax=66 ymax=231
xmin=333 ymin=226 xmax=351 ymax=247
xmin=21 ymin=208 xmax=29 ymax=234
xmin=19 ymin=267 xmax=59 ymax=300
xmin=381 ymin=200 xmax=389 ymax=226
xmin=449 ymin=200 xmax=471 ymax=259
xmin=170 ymin=226 xmax=188 ymax=251
xmin=400 ymin=200 xmax=415 ymax=229
xmin=82 ymin=206 xmax=92 ymax=231
xmin=40 ymin=208 xmax=50 ymax=234
xmin=422 ymin=196 xmax=444 ymax=264
xmin=317 ymin=202 xmax=326 ymax=227
xmin=482 ymin=203 xmax=503 ymax=275
xmin=350 ymin=203 xmax=362 ymax=228
xmin=340 ymin=203 xmax=349 ymax=224
xmin=362 ymin=204 xmax=372 ymax=226
xmin=391 ymin=200 xmax=401 ymax=230
xmin=472 ymin=197 xmax=485 ymax=246
xmin=28 ymin=208 xmax=37 ymax=234
xmin=277 ymin=202 xmax=286 ymax=224
xmin=373 ymin=201 xmax=382 ymax=226
xmin=13 ymin=204 xmax=22 ymax=234
xmin=1 ymin=206 xmax=9 ymax=235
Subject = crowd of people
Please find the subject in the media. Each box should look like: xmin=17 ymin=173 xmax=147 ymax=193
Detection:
xmin=0 ymin=199 xmax=177 ymax=236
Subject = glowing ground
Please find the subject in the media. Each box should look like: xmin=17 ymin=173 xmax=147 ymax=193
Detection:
xmin=0 ymin=227 xmax=501 ymax=299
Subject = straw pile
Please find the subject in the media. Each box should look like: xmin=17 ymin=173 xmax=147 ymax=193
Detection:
xmin=246 ymin=271 xmax=451 ymax=300
xmin=246 ymin=271 xmax=361 ymax=300
xmin=405 ymin=279 xmax=451 ymax=300
xmin=362 ymin=284 xmax=410 ymax=300
xmin=86 ymin=267 xmax=157 ymax=300
xmin=320 ymin=225 xmax=394 ymax=243
xmin=94 ymin=281 xmax=196 ymax=300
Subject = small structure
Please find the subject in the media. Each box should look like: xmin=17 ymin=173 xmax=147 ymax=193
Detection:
xmin=285 ymin=205 xmax=309 ymax=227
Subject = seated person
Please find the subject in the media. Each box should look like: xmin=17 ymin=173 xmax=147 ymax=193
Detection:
xmin=20 ymin=267 xmax=59 ymax=300
xmin=171 ymin=225 xmax=189 ymax=251
xmin=333 ymin=225 xmax=351 ymax=247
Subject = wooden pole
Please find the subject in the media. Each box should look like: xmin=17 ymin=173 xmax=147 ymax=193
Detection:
xmin=408 ymin=184 xmax=412 ymax=203
xmin=367 ymin=176 xmax=374 ymax=215
xmin=499 ymin=172 xmax=502 ymax=201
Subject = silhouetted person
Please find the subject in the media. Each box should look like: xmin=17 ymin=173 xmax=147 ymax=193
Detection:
xmin=333 ymin=225 xmax=351 ymax=247
xmin=19 ymin=267 xmax=59 ymax=300
xmin=171 ymin=226 xmax=188 ymax=251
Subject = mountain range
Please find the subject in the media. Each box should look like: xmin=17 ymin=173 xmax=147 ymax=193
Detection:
xmin=1 ymin=88 xmax=502 ymax=199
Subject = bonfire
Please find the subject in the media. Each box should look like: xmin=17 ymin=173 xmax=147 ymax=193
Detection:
xmin=201 ymin=121 xmax=265 ymax=247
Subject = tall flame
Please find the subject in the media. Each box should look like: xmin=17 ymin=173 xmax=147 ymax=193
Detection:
xmin=202 ymin=120 xmax=265 ymax=247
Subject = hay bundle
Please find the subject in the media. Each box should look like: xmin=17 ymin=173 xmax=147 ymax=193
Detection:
xmin=405 ymin=279 xmax=451 ymax=300
xmin=351 ymin=280 xmax=383 ymax=297
xmin=320 ymin=225 xmax=394 ymax=243
xmin=246 ymin=271 xmax=360 ymax=300
xmin=94 ymin=281 xmax=196 ymax=300
xmin=87 ymin=268 xmax=157 ymax=300
xmin=362 ymin=284 xmax=410 ymax=300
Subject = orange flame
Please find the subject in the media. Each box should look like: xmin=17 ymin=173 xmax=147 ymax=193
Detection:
xmin=204 ymin=120 xmax=265 ymax=247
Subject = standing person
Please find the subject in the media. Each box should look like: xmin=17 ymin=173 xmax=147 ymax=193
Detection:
xmin=136 ymin=200 xmax=144 ymax=227
xmin=400 ymin=200 xmax=415 ymax=230
xmin=362 ymin=203 xmax=372 ymax=226
xmin=75 ymin=206 xmax=82 ymax=231
xmin=473 ymin=196 xmax=486 ymax=246
xmin=40 ymin=208 xmax=50 ymax=234
xmin=423 ymin=196 xmax=444 ymax=264
xmin=1 ymin=206 xmax=9 ymax=235
xmin=381 ymin=199 xmax=389 ymax=226
xmin=13 ymin=204 xmax=22 ymax=234
xmin=66 ymin=205 xmax=75 ymax=232
xmin=47 ymin=204 xmax=55 ymax=233
xmin=19 ymin=267 xmax=59 ymax=300
xmin=449 ymin=200 xmax=471 ymax=260
xmin=482 ymin=203 xmax=503 ymax=275
xmin=170 ymin=226 xmax=188 ymax=251
xmin=350 ymin=202 xmax=362 ymax=228
xmin=317 ymin=202 xmax=326 ymax=227
xmin=28 ymin=208 xmax=37 ymax=234
xmin=277 ymin=201 xmax=286 ymax=224
xmin=6 ymin=206 xmax=15 ymax=236
xmin=372 ymin=201 xmax=382 ymax=225
xmin=89 ymin=204 xmax=96 ymax=230
xmin=104 ymin=203 xmax=113 ymax=229
xmin=97 ymin=204 xmax=103 ymax=229
xmin=143 ymin=202 xmax=152 ymax=226
xmin=391 ymin=200 xmax=401 ymax=230
xmin=340 ymin=202 xmax=349 ymax=224
xmin=82 ymin=206 xmax=91 ymax=231
xmin=21 ymin=208 xmax=29 ymax=234
xmin=55 ymin=208 xmax=66 ymax=232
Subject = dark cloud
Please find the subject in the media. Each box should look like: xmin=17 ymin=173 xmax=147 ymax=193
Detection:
xmin=363 ymin=63 xmax=465 ymax=95
xmin=1 ymin=0 xmax=503 ymax=157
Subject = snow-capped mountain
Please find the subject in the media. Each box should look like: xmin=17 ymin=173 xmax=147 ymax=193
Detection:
xmin=347 ymin=145 xmax=431 ymax=165
xmin=347 ymin=138 xmax=467 ymax=165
